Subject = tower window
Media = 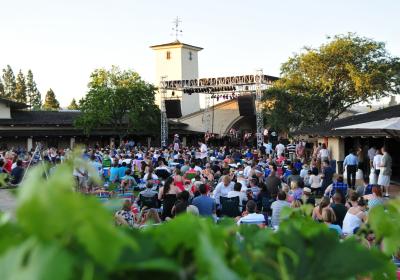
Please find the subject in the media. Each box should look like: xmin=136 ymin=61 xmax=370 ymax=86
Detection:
xmin=166 ymin=51 xmax=171 ymax=60
xmin=189 ymin=51 xmax=193 ymax=60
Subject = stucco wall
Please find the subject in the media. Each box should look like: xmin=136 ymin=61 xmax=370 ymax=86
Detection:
xmin=179 ymin=100 xmax=241 ymax=135
xmin=0 ymin=103 xmax=11 ymax=119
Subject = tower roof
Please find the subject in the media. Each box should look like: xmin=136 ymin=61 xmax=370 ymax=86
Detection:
xmin=150 ymin=40 xmax=203 ymax=51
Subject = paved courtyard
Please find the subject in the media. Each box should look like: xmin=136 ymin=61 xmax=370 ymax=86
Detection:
xmin=0 ymin=189 xmax=16 ymax=213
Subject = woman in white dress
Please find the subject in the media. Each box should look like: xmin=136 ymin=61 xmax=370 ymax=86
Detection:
xmin=377 ymin=146 xmax=392 ymax=197
xmin=342 ymin=197 xmax=367 ymax=235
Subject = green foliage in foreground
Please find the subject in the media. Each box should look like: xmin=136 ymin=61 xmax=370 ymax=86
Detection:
xmin=0 ymin=159 xmax=398 ymax=279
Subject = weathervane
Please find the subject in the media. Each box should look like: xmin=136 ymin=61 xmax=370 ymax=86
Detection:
xmin=171 ymin=16 xmax=183 ymax=41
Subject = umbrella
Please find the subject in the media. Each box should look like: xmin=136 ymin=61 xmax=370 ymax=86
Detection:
xmin=334 ymin=117 xmax=400 ymax=137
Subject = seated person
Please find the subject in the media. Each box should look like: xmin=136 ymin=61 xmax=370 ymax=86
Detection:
xmin=192 ymin=184 xmax=216 ymax=217
xmin=356 ymin=177 xmax=373 ymax=197
xmin=270 ymin=191 xmax=291 ymax=228
xmin=172 ymin=190 xmax=190 ymax=217
xmin=325 ymin=176 xmax=348 ymax=197
xmin=236 ymin=200 xmax=266 ymax=226
xmin=138 ymin=182 xmax=158 ymax=207
xmin=322 ymin=207 xmax=342 ymax=237
xmin=120 ymin=169 xmax=137 ymax=191
xmin=227 ymin=182 xmax=247 ymax=211
xmin=184 ymin=163 xmax=198 ymax=181
xmin=115 ymin=200 xmax=134 ymax=227
xmin=10 ymin=159 xmax=24 ymax=185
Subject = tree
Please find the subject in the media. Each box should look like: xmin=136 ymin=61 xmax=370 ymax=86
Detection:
xmin=76 ymin=66 xmax=160 ymax=140
xmin=14 ymin=70 xmax=27 ymax=103
xmin=2 ymin=65 xmax=16 ymax=99
xmin=42 ymin=88 xmax=60 ymax=110
xmin=277 ymin=33 xmax=400 ymax=123
xmin=67 ymin=98 xmax=79 ymax=110
xmin=0 ymin=77 xmax=4 ymax=96
xmin=26 ymin=70 xmax=42 ymax=110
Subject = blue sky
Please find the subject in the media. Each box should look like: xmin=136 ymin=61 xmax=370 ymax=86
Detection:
xmin=0 ymin=0 xmax=399 ymax=106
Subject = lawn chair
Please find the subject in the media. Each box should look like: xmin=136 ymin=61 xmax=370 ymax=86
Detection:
xmin=220 ymin=196 xmax=240 ymax=218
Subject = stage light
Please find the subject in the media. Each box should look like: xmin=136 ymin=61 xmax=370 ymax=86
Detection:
xmin=171 ymin=91 xmax=175 ymax=96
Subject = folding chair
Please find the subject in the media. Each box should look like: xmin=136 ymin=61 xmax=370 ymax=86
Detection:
xmin=220 ymin=196 xmax=240 ymax=218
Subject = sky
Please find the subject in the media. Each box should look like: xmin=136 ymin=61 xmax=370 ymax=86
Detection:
xmin=1 ymin=0 xmax=399 ymax=107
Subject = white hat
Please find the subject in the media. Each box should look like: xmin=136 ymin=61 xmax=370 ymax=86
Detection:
xmin=303 ymin=187 xmax=312 ymax=194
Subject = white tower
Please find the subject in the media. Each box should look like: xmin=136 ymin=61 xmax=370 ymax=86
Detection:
xmin=150 ymin=40 xmax=203 ymax=116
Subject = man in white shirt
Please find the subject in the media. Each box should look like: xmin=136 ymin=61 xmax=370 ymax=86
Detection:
xmin=213 ymin=175 xmax=234 ymax=205
xmin=243 ymin=162 xmax=252 ymax=179
xmin=373 ymin=150 xmax=383 ymax=175
xmin=275 ymin=141 xmax=285 ymax=157
xmin=227 ymin=182 xmax=248 ymax=210
xmin=237 ymin=200 xmax=265 ymax=226
xmin=198 ymin=140 xmax=208 ymax=162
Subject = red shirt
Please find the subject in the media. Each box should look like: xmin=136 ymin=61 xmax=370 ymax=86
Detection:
xmin=4 ymin=159 xmax=12 ymax=173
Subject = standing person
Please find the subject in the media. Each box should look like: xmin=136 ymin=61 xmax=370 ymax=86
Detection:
xmin=378 ymin=146 xmax=392 ymax=197
xmin=372 ymin=149 xmax=383 ymax=184
xmin=368 ymin=146 xmax=377 ymax=166
xmin=287 ymin=141 xmax=296 ymax=163
xmin=296 ymin=141 xmax=306 ymax=161
xmin=173 ymin=134 xmax=181 ymax=152
xmin=275 ymin=141 xmax=285 ymax=159
xmin=198 ymin=140 xmax=208 ymax=164
xmin=318 ymin=144 xmax=330 ymax=162
xmin=320 ymin=160 xmax=334 ymax=193
xmin=343 ymin=149 xmax=358 ymax=189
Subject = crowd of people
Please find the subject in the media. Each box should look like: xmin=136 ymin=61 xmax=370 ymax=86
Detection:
xmin=0 ymin=137 xmax=398 ymax=270
xmin=50 ymin=138 xmax=389 ymax=236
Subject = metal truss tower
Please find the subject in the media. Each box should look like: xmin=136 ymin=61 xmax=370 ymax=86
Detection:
xmin=255 ymin=69 xmax=264 ymax=148
xmin=160 ymin=76 xmax=168 ymax=147
xmin=202 ymin=93 xmax=212 ymax=133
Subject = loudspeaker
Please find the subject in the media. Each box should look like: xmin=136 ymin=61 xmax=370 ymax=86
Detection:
xmin=237 ymin=95 xmax=255 ymax=116
xmin=165 ymin=99 xmax=182 ymax=118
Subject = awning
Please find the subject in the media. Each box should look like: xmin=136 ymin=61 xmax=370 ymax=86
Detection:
xmin=335 ymin=117 xmax=400 ymax=137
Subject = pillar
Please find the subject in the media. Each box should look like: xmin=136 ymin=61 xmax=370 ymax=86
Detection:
xmin=110 ymin=137 xmax=115 ymax=148
xmin=70 ymin=137 xmax=75 ymax=149
xmin=147 ymin=137 xmax=152 ymax=148
xmin=182 ymin=136 xmax=187 ymax=147
xmin=27 ymin=137 xmax=33 ymax=151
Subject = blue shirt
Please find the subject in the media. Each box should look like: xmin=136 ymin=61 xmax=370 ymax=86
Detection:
xmin=110 ymin=167 xmax=119 ymax=182
xmin=328 ymin=224 xmax=342 ymax=236
xmin=118 ymin=166 xmax=128 ymax=179
xmin=343 ymin=154 xmax=358 ymax=166
xmin=330 ymin=182 xmax=348 ymax=197
xmin=192 ymin=195 xmax=216 ymax=217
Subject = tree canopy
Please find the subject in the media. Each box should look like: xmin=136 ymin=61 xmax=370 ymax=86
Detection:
xmin=14 ymin=70 xmax=27 ymax=103
xmin=272 ymin=33 xmax=400 ymax=128
xmin=67 ymin=98 xmax=79 ymax=110
xmin=1 ymin=65 xmax=16 ymax=99
xmin=42 ymin=88 xmax=60 ymax=111
xmin=76 ymin=66 xmax=160 ymax=138
xmin=26 ymin=70 xmax=42 ymax=110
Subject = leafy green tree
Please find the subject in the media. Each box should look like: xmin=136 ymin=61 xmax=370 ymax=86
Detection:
xmin=26 ymin=70 xmax=42 ymax=110
xmin=76 ymin=66 xmax=160 ymax=140
xmin=1 ymin=65 xmax=16 ymax=99
xmin=42 ymin=88 xmax=60 ymax=111
xmin=262 ymin=87 xmax=330 ymax=133
xmin=278 ymin=33 xmax=400 ymax=123
xmin=14 ymin=70 xmax=27 ymax=103
xmin=0 ymin=77 xmax=4 ymax=96
xmin=67 ymin=98 xmax=79 ymax=110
